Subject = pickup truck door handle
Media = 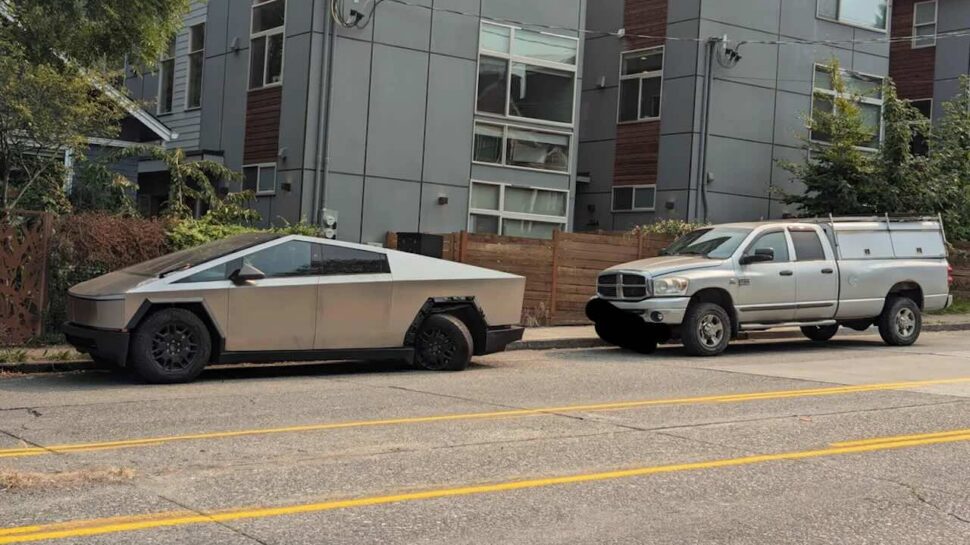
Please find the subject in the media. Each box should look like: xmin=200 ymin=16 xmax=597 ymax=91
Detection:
xmin=821 ymin=268 xmax=834 ymax=274
xmin=780 ymin=270 xmax=794 ymax=276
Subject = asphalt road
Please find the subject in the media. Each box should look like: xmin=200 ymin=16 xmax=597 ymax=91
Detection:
xmin=2 ymin=331 xmax=970 ymax=544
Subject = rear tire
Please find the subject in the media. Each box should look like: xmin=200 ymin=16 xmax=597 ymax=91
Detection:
xmin=878 ymin=297 xmax=922 ymax=346
xmin=801 ymin=324 xmax=839 ymax=342
xmin=129 ymin=309 xmax=211 ymax=384
xmin=414 ymin=314 xmax=473 ymax=371
xmin=682 ymin=302 xmax=731 ymax=357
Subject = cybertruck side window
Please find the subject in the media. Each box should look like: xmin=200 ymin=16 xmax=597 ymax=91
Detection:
xmin=321 ymin=245 xmax=391 ymax=276
xmin=177 ymin=241 xmax=320 ymax=283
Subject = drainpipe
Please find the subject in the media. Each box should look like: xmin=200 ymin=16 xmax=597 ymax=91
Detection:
xmin=310 ymin=0 xmax=337 ymax=225
xmin=697 ymin=38 xmax=719 ymax=224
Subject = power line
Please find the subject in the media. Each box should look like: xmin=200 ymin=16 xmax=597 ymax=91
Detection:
xmin=344 ymin=0 xmax=970 ymax=49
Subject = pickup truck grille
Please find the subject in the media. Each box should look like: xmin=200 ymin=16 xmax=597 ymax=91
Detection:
xmin=597 ymin=272 xmax=651 ymax=301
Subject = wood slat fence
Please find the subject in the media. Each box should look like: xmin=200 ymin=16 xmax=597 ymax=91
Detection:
xmin=386 ymin=231 xmax=674 ymax=326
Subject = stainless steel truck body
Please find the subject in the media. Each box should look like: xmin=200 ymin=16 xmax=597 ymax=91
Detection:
xmin=586 ymin=217 xmax=952 ymax=356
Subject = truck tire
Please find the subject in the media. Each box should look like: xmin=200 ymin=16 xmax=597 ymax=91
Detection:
xmin=415 ymin=314 xmax=473 ymax=371
xmin=682 ymin=302 xmax=731 ymax=357
xmin=129 ymin=308 xmax=211 ymax=384
xmin=801 ymin=324 xmax=839 ymax=342
xmin=878 ymin=297 xmax=922 ymax=346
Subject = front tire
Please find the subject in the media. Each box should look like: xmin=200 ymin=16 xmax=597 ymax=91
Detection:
xmin=878 ymin=297 xmax=922 ymax=346
xmin=801 ymin=324 xmax=839 ymax=342
xmin=682 ymin=302 xmax=731 ymax=357
xmin=129 ymin=309 xmax=211 ymax=384
xmin=414 ymin=314 xmax=473 ymax=371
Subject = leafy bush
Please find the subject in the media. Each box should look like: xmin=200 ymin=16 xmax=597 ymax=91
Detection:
xmin=166 ymin=217 xmax=260 ymax=251
xmin=632 ymin=219 xmax=708 ymax=239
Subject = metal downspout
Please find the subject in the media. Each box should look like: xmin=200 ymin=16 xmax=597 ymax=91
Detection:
xmin=311 ymin=0 xmax=337 ymax=225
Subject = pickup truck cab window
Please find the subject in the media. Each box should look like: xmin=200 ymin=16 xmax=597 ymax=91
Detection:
xmin=663 ymin=228 xmax=752 ymax=259
xmin=790 ymin=229 xmax=827 ymax=261
xmin=744 ymin=231 xmax=790 ymax=262
xmin=321 ymin=245 xmax=391 ymax=276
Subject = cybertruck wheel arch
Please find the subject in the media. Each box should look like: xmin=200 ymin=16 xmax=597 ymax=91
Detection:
xmin=405 ymin=297 xmax=490 ymax=356
xmin=127 ymin=299 xmax=226 ymax=357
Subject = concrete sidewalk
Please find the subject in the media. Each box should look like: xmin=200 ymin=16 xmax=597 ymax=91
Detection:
xmin=3 ymin=314 xmax=970 ymax=374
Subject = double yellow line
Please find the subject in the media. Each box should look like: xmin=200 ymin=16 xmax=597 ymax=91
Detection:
xmin=3 ymin=377 xmax=968 ymax=459
xmin=2 ymin=427 xmax=969 ymax=544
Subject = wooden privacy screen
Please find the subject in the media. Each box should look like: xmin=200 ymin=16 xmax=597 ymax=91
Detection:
xmin=387 ymin=231 xmax=673 ymax=326
xmin=0 ymin=211 xmax=53 ymax=345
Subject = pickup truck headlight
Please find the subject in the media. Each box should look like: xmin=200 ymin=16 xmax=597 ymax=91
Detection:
xmin=653 ymin=277 xmax=689 ymax=296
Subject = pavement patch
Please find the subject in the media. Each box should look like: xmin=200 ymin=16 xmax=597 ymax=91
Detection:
xmin=2 ymin=427 xmax=969 ymax=544
xmin=1 ymin=377 xmax=969 ymax=460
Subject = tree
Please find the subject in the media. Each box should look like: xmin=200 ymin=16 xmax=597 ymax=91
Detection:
xmin=926 ymin=76 xmax=970 ymax=240
xmin=873 ymin=81 xmax=933 ymax=215
xmin=0 ymin=0 xmax=191 ymax=211
xmin=781 ymin=60 xmax=887 ymax=216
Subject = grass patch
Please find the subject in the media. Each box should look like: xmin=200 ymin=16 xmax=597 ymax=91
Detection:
xmin=930 ymin=296 xmax=970 ymax=315
xmin=0 ymin=467 xmax=134 ymax=491
xmin=0 ymin=349 xmax=28 ymax=364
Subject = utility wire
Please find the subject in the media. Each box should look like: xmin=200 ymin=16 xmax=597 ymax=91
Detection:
xmin=337 ymin=0 xmax=970 ymax=49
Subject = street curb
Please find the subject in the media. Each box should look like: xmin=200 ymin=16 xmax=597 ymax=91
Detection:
xmin=3 ymin=321 xmax=970 ymax=374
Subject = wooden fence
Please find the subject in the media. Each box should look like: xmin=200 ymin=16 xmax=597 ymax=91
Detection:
xmin=386 ymin=231 xmax=673 ymax=325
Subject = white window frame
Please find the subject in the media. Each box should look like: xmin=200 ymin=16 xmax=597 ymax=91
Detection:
xmin=185 ymin=22 xmax=206 ymax=110
xmin=912 ymin=1 xmax=938 ymax=49
xmin=816 ymin=0 xmax=891 ymax=33
xmin=156 ymin=39 xmax=176 ymax=115
xmin=611 ymin=185 xmax=657 ymax=213
xmin=472 ymin=121 xmax=572 ymax=175
xmin=475 ymin=20 xmax=579 ymax=129
xmin=249 ymin=0 xmax=286 ymax=90
xmin=810 ymin=63 xmax=885 ymax=152
xmin=243 ymin=163 xmax=278 ymax=196
xmin=468 ymin=180 xmax=569 ymax=237
xmin=617 ymin=46 xmax=664 ymax=124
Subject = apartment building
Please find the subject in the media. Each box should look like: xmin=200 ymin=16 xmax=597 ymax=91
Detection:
xmin=576 ymin=0 xmax=894 ymax=231
xmin=890 ymin=0 xmax=969 ymax=120
xmin=125 ymin=0 xmax=587 ymax=243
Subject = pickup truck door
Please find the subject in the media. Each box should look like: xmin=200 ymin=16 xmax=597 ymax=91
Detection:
xmin=789 ymin=226 xmax=839 ymax=320
xmin=735 ymin=230 xmax=797 ymax=323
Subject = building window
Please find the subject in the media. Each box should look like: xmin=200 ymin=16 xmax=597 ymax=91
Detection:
xmin=157 ymin=39 xmax=176 ymax=114
xmin=817 ymin=0 xmax=888 ymax=31
xmin=185 ymin=23 xmax=206 ymax=109
xmin=618 ymin=48 xmax=663 ymax=122
xmin=611 ymin=185 xmax=656 ymax=212
xmin=250 ymin=0 xmax=285 ymax=90
xmin=913 ymin=1 xmax=937 ymax=48
xmin=243 ymin=164 xmax=277 ymax=195
xmin=811 ymin=64 xmax=884 ymax=149
xmin=469 ymin=181 xmax=568 ymax=239
xmin=476 ymin=22 xmax=578 ymax=126
xmin=473 ymin=122 xmax=570 ymax=173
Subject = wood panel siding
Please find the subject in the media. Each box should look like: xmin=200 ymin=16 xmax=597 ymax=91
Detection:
xmin=613 ymin=0 xmax=667 ymax=187
xmin=889 ymin=0 xmax=936 ymax=100
xmin=244 ymin=86 xmax=283 ymax=164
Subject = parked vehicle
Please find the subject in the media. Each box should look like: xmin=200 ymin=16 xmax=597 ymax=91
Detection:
xmin=64 ymin=234 xmax=526 ymax=383
xmin=587 ymin=217 xmax=952 ymax=356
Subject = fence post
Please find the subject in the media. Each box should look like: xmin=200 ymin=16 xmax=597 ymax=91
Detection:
xmin=637 ymin=230 xmax=645 ymax=259
xmin=384 ymin=231 xmax=397 ymax=250
xmin=550 ymin=229 xmax=560 ymax=321
xmin=458 ymin=230 xmax=469 ymax=263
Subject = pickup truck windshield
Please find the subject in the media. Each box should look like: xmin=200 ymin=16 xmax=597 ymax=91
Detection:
xmin=663 ymin=228 xmax=752 ymax=259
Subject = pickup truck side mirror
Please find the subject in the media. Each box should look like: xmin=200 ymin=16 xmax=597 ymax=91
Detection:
xmin=740 ymin=248 xmax=775 ymax=265
xmin=229 ymin=263 xmax=266 ymax=285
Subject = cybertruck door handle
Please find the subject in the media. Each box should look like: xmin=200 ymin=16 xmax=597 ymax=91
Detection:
xmin=821 ymin=268 xmax=834 ymax=274
xmin=780 ymin=270 xmax=794 ymax=276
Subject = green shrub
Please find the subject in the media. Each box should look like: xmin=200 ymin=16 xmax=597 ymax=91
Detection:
xmin=166 ymin=217 xmax=260 ymax=251
xmin=632 ymin=219 xmax=708 ymax=239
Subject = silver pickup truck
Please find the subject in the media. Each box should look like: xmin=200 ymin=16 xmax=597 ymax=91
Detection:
xmin=586 ymin=217 xmax=953 ymax=356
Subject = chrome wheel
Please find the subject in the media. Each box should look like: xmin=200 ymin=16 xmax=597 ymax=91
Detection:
xmin=698 ymin=314 xmax=724 ymax=348
xmin=895 ymin=307 xmax=917 ymax=338
xmin=150 ymin=323 xmax=199 ymax=371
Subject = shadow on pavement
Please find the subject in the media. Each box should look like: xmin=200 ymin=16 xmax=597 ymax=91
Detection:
xmin=546 ymin=338 xmax=890 ymax=362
